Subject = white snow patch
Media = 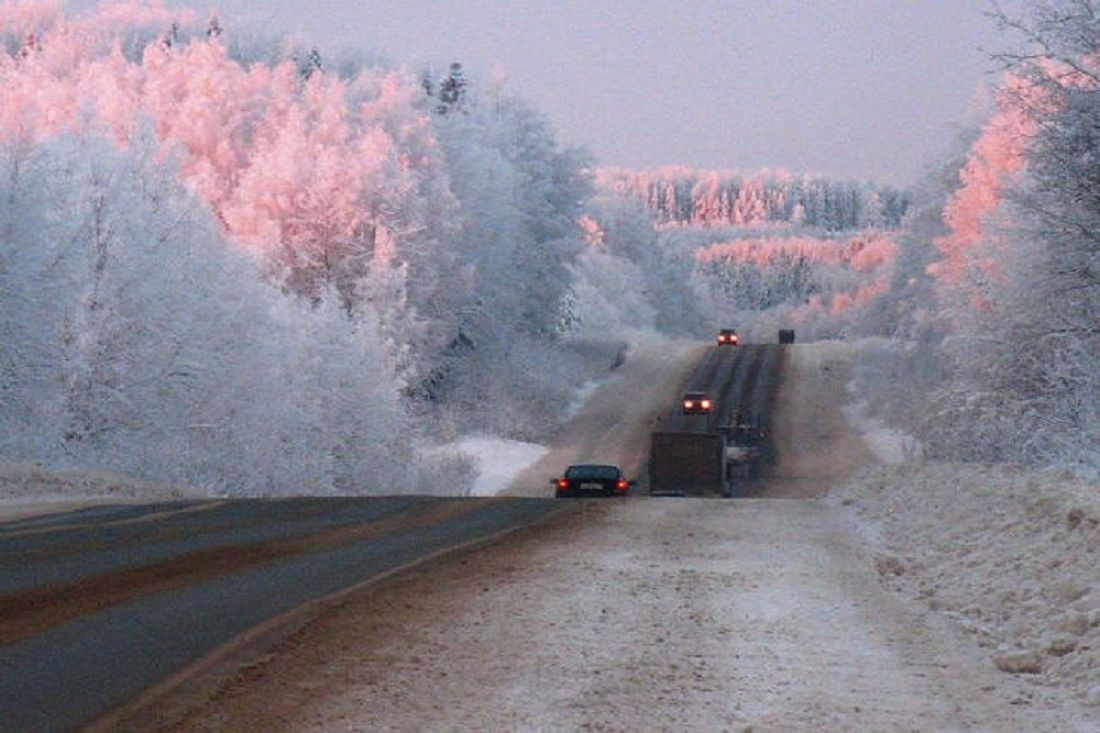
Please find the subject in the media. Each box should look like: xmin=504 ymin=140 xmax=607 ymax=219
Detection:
xmin=843 ymin=401 xmax=922 ymax=464
xmin=563 ymin=379 xmax=601 ymax=420
xmin=438 ymin=436 xmax=548 ymax=497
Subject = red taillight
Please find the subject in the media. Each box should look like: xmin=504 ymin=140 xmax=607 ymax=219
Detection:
xmin=701 ymin=400 xmax=712 ymax=409
xmin=683 ymin=400 xmax=693 ymax=409
xmin=616 ymin=479 xmax=628 ymax=491
xmin=732 ymin=336 xmax=739 ymax=344
xmin=557 ymin=479 xmax=569 ymax=489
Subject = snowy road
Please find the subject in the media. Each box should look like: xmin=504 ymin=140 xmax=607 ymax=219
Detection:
xmin=163 ymin=499 xmax=1077 ymax=732
xmin=155 ymin=341 xmax=1090 ymax=732
xmin=505 ymin=336 xmax=707 ymax=496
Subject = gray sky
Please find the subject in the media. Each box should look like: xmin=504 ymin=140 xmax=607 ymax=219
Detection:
xmin=143 ymin=2 xmax=1008 ymax=185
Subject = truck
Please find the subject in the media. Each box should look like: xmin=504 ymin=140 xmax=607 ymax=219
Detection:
xmin=647 ymin=343 xmax=778 ymax=497
xmin=649 ymin=431 xmax=725 ymax=496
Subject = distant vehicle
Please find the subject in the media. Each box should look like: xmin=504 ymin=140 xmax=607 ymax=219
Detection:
xmin=778 ymin=329 xmax=796 ymax=344
xmin=681 ymin=391 xmax=712 ymax=414
xmin=717 ymin=329 xmax=740 ymax=346
xmin=552 ymin=464 xmax=633 ymax=497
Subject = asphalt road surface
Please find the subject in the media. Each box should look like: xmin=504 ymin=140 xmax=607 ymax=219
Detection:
xmin=0 ymin=496 xmax=561 ymax=733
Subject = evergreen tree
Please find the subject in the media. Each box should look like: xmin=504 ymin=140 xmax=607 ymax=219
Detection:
xmin=300 ymin=47 xmax=324 ymax=79
xmin=436 ymin=62 xmax=467 ymax=115
xmin=206 ymin=14 xmax=222 ymax=40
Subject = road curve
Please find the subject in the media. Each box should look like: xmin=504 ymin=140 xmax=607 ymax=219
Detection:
xmin=0 ymin=496 xmax=562 ymax=733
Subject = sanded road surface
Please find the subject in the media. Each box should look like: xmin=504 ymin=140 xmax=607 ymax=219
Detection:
xmin=0 ymin=496 xmax=561 ymax=733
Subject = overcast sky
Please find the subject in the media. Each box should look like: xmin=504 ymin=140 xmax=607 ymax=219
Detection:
xmin=138 ymin=1 xmax=1008 ymax=186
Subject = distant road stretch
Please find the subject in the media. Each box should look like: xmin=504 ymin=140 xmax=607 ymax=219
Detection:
xmin=0 ymin=496 xmax=561 ymax=733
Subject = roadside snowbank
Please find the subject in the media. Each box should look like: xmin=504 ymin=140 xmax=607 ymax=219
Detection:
xmin=842 ymin=401 xmax=922 ymax=464
xmin=0 ymin=463 xmax=204 ymax=521
xmin=431 ymin=436 xmax=548 ymax=497
xmin=840 ymin=376 xmax=1098 ymax=710
xmin=0 ymin=463 xmax=201 ymax=501
xmin=830 ymin=462 xmax=1100 ymax=708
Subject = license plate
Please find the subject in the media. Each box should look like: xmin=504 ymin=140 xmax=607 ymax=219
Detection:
xmin=580 ymin=483 xmax=603 ymax=491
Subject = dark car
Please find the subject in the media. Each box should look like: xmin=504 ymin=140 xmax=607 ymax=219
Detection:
xmin=552 ymin=464 xmax=633 ymax=497
xmin=717 ymin=329 xmax=740 ymax=346
xmin=681 ymin=391 xmax=712 ymax=414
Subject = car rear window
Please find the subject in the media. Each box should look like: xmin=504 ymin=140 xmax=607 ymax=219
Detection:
xmin=565 ymin=465 xmax=619 ymax=480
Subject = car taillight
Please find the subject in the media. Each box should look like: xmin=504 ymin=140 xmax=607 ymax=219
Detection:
xmin=557 ymin=479 xmax=569 ymax=489
xmin=683 ymin=400 xmax=693 ymax=409
xmin=701 ymin=400 xmax=712 ymax=409
xmin=616 ymin=479 xmax=628 ymax=491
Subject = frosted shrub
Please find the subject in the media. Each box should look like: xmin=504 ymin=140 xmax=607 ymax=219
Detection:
xmin=851 ymin=337 xmax=947 ymax=438
xmin=564 ymin=248 xmax=656 ymax=337
xmin=414 ymin=450 xmax=478 ymax=497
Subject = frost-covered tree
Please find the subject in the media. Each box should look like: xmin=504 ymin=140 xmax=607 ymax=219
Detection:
xmin=0 ymin=132 xmax=416 ymax=495
xmin=851 ymin=1 xmax=1100 ymax=470
xmin=598 ymin=167 xmax=908 ymax=231
xmin=0 ymin=3 xmax=626 ymax=450
xmin=580 ymin=194 xmax=709 ymax=336
xmin=434 ymin=61 xmax=467 ymax=115
xmin=960 ymin=0 xmax=1100 ymax=466
xmin=417 ymin=81 xmax=595 ymax=435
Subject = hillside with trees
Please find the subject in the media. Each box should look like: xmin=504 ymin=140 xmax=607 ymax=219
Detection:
xmin=0 ymin=2 xmax=599 ymax=494
xmin=597 ymin=167 xmax=908 ymax=230
xmin=587 ymin=0 xmax=1100 ymax=475
xmin=5 ymin=0 xmax=1100 ymax=493
xmin=845 ymin=1 xmax=1100 ymax=472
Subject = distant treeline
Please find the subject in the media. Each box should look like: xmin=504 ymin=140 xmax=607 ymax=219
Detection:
xmin=597 ymin=167 xmax=909 ymax=231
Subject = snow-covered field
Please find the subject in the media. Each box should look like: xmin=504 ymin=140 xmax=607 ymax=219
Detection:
xmin=834 ymin=419 xmax=1100 ymax=709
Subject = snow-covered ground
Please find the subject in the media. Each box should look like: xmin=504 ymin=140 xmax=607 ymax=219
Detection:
xmin=835 ymin=403 xmax=1100 ymax=710
xmin=435 ymin=435 xmax=549 ymax=497
xmin=842 ymin=400 xmax=923 ymax=464
xmin=428 ymin=369 xmax=614 ymax=497
xmin=180 ymin=495 xmax=1090 ymax=732
xmin=0 ymin=463 xmax=202 ymax=521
